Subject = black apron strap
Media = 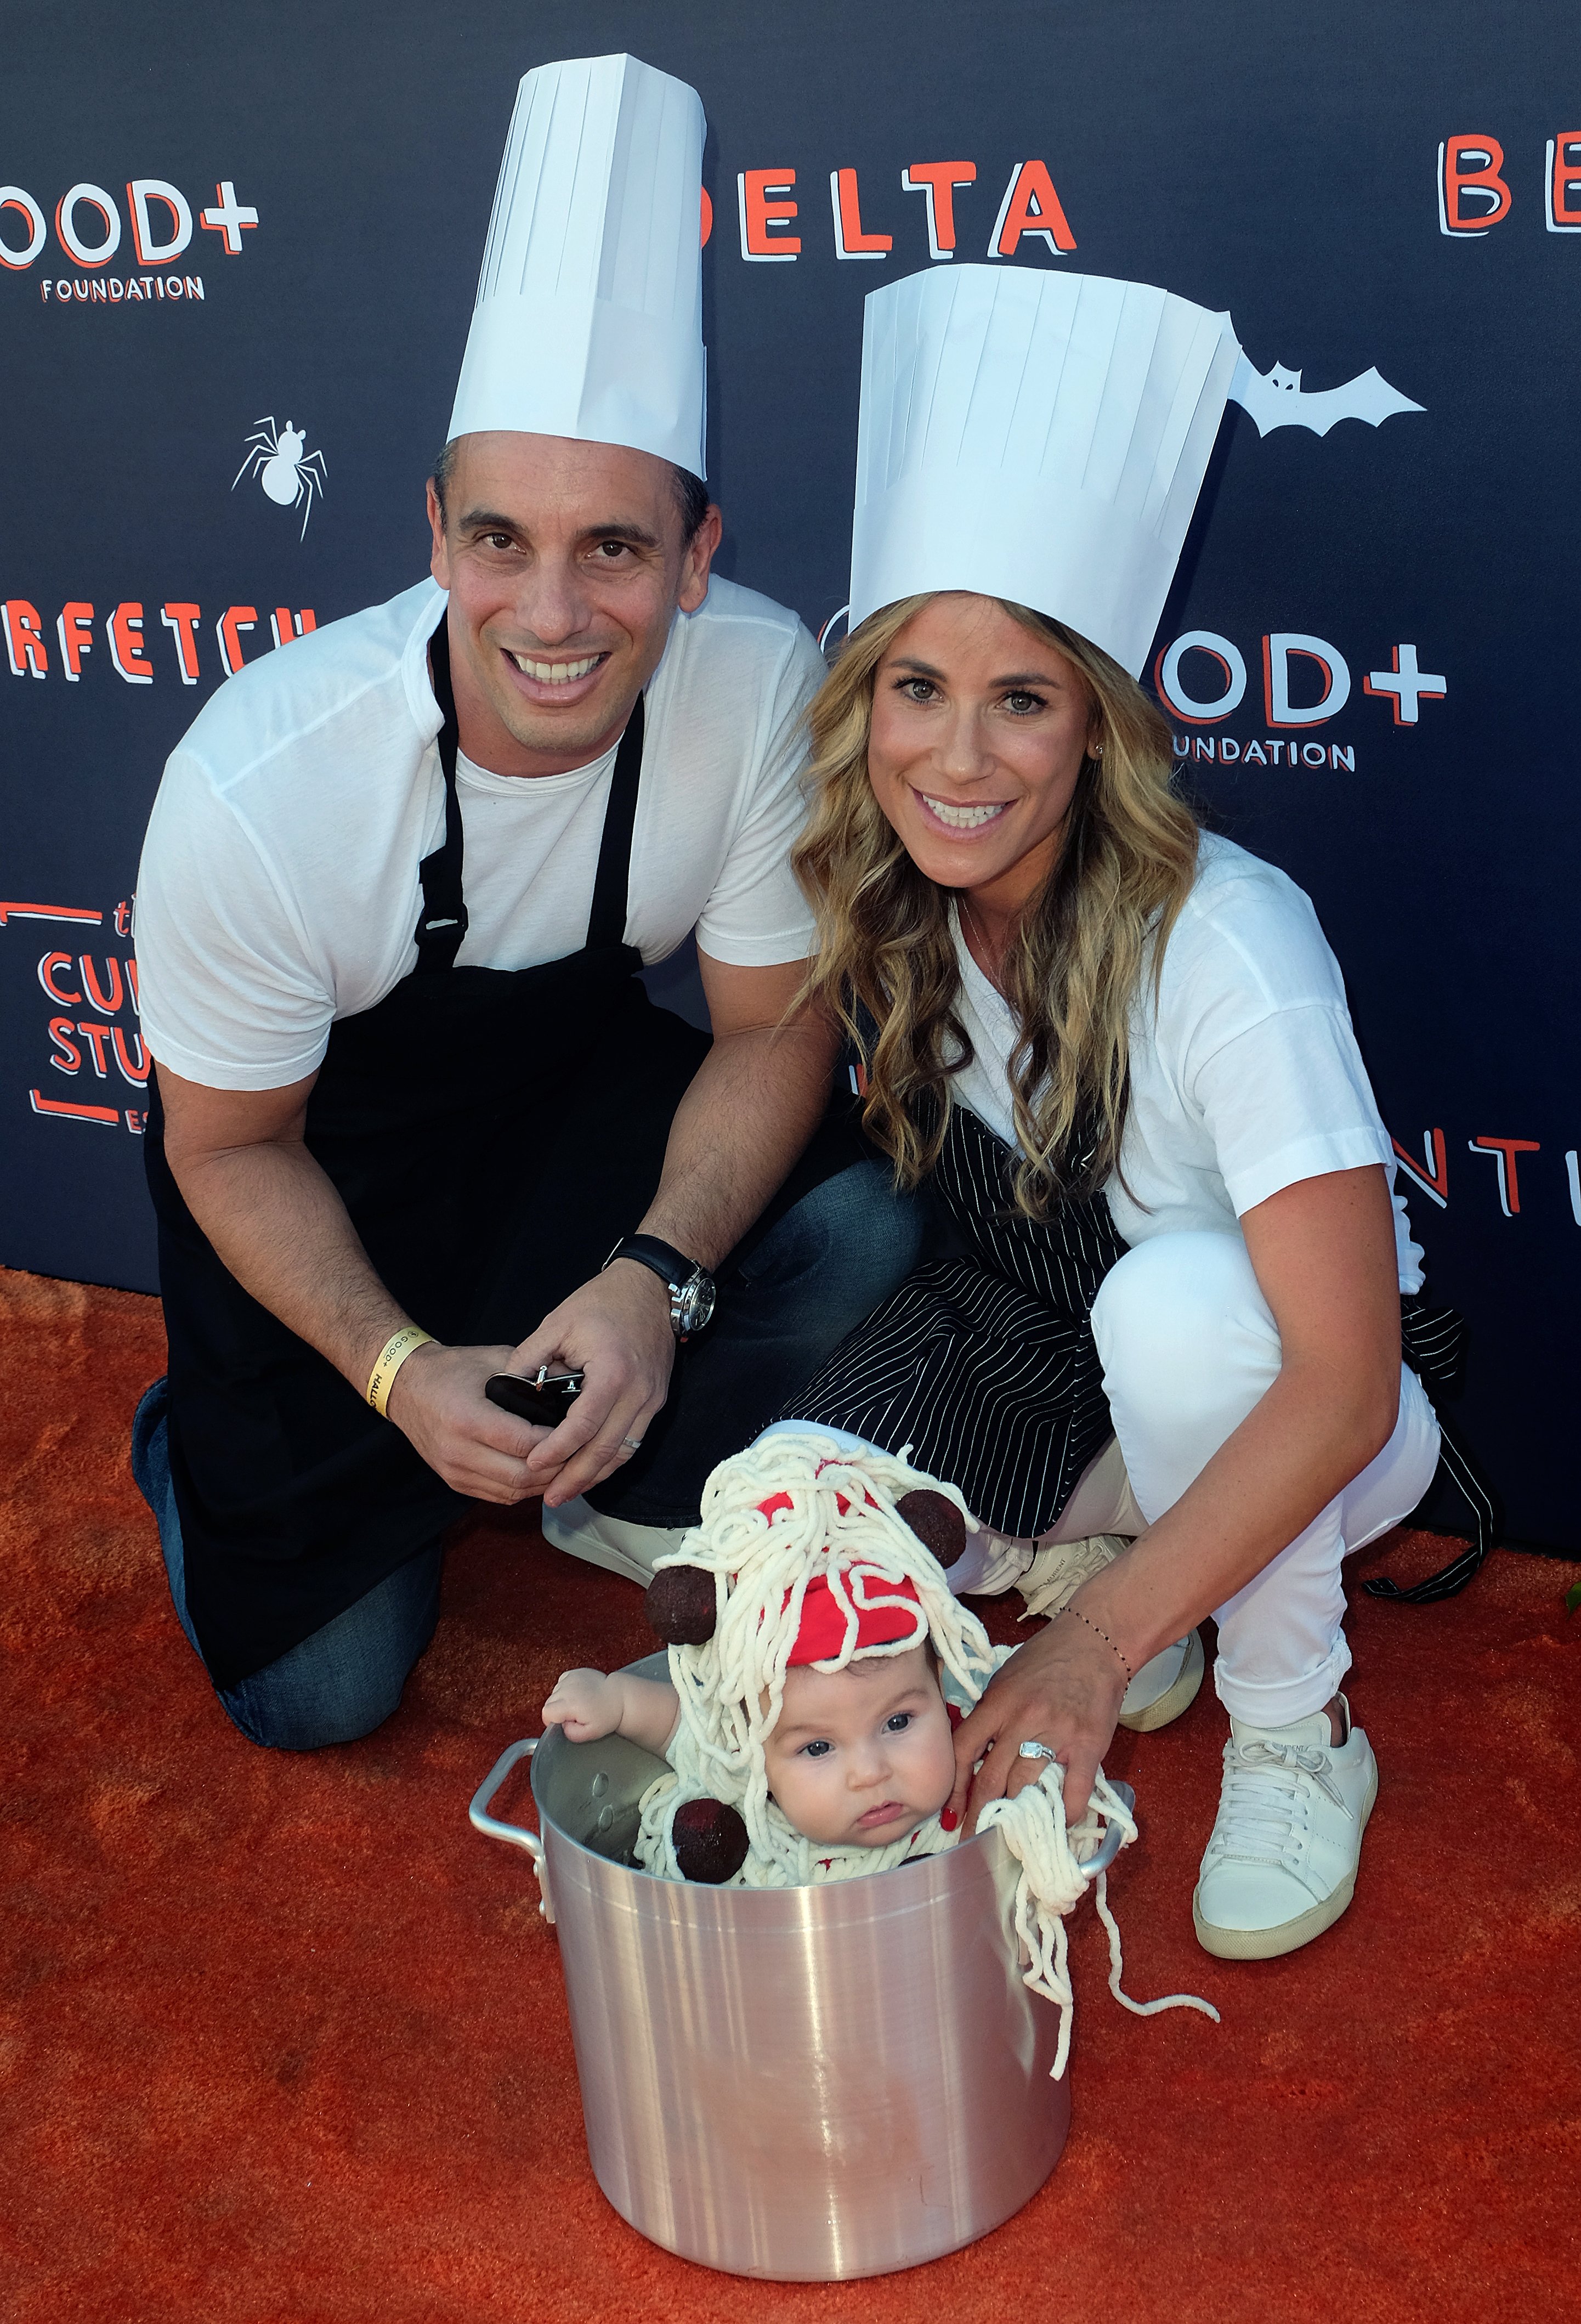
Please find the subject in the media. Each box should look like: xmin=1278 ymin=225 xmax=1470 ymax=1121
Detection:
xmin=413 ymin=618 xmax=469 ymax=972
xmin=587 ymin=692 xmax=645 ymax=949
xmin=1363 ymin=1294 xmax=1501 ymax=1605
xmin=414 ymin=614 xmax=645 ymax=971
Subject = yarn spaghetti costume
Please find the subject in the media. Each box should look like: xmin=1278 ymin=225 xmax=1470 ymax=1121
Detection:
xmin=632 ymin=1433 xmax=1215 ymax=2073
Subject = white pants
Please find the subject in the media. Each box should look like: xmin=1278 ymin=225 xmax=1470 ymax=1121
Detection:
xmin=1067 ymin=1230 xmax=1440 ymax=1727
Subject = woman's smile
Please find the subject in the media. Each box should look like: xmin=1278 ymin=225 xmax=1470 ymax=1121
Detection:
xmin=915 ymin=789 xmax=1013 ymax=833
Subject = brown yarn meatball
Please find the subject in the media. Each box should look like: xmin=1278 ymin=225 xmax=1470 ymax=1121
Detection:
xmin=645 ymin=1564 xmax=717 ymax=1645
xmin=896 ymin=1487 xmax=967 ymax=1569
xmin=672 ymin=1797 xmax=750 ymax=1884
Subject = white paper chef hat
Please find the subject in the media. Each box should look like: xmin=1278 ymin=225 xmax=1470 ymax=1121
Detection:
xmin=848 ymin=267 xmax=1240 ymax=676
xmin=447 ymin=53 xmax=706 ymax=477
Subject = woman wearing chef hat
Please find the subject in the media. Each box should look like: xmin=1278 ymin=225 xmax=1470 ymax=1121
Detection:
xmin=779 ymin=264 xmax=1446 ymax=1960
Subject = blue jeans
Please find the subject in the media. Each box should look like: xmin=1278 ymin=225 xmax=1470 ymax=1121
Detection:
xmin=132 ymin=1159 xmax=923 ymax=1751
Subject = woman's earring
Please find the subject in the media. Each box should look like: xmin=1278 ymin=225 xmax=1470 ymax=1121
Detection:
xmin=1091 ymin=744 xmax=1104 ymax=759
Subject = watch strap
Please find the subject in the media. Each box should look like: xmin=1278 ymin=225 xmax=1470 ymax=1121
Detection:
xmin=604 ymin=1232 xmax=702 ymax=1295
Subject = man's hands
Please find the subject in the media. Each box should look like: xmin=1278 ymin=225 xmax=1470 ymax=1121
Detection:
xmin=383 ymin=1342 xmax=554 ymax=1501
xmin=508 ymin=1259 xmax=677 ymax=1506
xmin=384 ymin=1264 xmax=676 ymax=1507
xmin=948 ymin=1605 xmax=1130 ymax=1837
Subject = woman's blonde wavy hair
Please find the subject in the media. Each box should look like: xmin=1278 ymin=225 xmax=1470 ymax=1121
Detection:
xmin=794 ymin=594 xmax=1199 ymax=1220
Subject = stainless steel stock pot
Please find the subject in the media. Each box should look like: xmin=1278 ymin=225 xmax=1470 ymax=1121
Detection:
xmin=470 ymin=1653 xmax=1126 ymax=2280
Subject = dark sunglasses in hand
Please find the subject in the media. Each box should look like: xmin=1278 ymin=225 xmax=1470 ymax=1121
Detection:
xmin=485 ymin=1366 xmax=586 ymax=1429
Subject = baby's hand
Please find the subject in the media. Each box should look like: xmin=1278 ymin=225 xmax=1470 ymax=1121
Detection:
xmin=543 ymin=1667 xmax=624 ymax=1742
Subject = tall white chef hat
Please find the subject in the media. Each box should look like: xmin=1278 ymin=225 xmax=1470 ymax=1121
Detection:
xmin=447 ymin=53 xmax=707 ymax=478
xmin=848 ymin=266 xmax=1240 ymax=677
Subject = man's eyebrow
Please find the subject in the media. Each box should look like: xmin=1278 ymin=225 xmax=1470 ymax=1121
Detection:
xmin=575 ymin=518 xmax=662 ymax=550
xmin=456 ymin=510 xmax=662 ymax=552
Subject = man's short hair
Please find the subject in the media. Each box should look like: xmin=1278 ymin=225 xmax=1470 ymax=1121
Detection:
xmin=431 ymin=439 xmax=710 ymax=543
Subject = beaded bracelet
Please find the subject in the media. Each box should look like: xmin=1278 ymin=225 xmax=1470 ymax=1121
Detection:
xmin=1056 ymin=1603 xmax=1134 ymax=1684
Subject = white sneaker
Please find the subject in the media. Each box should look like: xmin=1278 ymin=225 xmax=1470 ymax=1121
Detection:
xmin=1193 ymin=1697 xmax=1378 ymax=1960
xmin=1117 ymin=1629 xmax=1205 ymax=1733
xmin=540 ymin=1497 xmax=689 ymax=1586
xmin=1017 ymin=1532 xmax=1129 ymax=1618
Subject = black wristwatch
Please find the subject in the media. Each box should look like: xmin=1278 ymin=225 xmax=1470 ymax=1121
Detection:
xmin=603 ymin=1233 xmax=717 ymax=1342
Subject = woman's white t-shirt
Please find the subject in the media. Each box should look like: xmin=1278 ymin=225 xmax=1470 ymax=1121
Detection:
xmin=946 ymin=832 xmax=1423 ymax=1293
xmin=136 ymin=575 xmax=824 ymax=1090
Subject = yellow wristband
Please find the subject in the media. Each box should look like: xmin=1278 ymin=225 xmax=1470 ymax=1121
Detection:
xmin=366 ymin=1326 xmax=435 ymax=1417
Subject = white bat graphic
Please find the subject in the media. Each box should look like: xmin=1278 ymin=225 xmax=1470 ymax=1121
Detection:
xmin=1229 ymin=355 xmax=1424 ymax=438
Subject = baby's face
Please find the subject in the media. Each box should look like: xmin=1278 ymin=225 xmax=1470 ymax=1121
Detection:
xmin=761 ymin=1643 xmax=956 ymax=1850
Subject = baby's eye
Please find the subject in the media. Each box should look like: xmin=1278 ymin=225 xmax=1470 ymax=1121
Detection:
xmin=885 ymin=1712 xmax=914 ymax=1733
xmin=801 ymin=1738 xmax=833 ymax=1759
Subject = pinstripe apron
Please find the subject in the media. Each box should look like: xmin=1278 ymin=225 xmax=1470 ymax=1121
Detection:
xmin=785 ymin=1102 xmax=1127 ymax=1539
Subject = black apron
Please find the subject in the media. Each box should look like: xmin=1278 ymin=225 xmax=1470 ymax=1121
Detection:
xmin=145 ymin=618 xmax=716 ymax=1691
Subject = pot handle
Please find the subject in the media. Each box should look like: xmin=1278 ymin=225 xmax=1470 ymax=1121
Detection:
xmin=469 ymin=1737 xmax=554 ymax=1922
xmin=1080 ymin=1779 xmax=1135 ymax=1883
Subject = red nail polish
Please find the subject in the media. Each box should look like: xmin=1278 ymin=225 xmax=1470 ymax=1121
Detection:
xmin=940 ymin=1807 xmax=959 ymax=1831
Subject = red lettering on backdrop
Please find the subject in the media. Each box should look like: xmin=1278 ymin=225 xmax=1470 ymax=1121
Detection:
xmin=112 ymin=1027 xmax=149 ymax=1086
xmin=108 ymin=602 xmax=155 ymax=685
xmin=75 ymin=1020 xmax=113 ymax=1077
xmin=700 ymin=185 xmax=712 ymax=248
xmin=1391 ymin=1129 xmax=1449 ymax=1209
xmin=47 ymin=1019 xmax=82 ymax=1075
xmin=831 ymin=168 xmax=891 ymax=258
xmin=737 ymin=169 xmax=800 ymax=259
xmin=900 ymin=162 xmax=976 ymax=259
xmin=4 ymin=600 xmax=48 ymax=677
xmin=1549 ymin=132 xmax=1581 ymax=228
xmin=80 ymin=955 xmax=124 ymax=1015
xmin=990 ymin=160 xmax=1076 ymax=256
xmin=161 ymin=602 xmax=202 ymax=683
xmin=219 ymin=606 xmax=257 ymax=676
xmin=1469 ymin=1134 xmax=1540 ymax=1218
xmin=1440 ymin=135 xmax=1512 ymax=232
xmin=38 ymin=952 xmax=82 ymax=1005
xmin=56 ymin=602 xmax=94 ymax=679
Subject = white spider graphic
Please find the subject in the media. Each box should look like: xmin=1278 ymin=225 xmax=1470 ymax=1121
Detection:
xmin=232 ymin=416 xmax=327 ymax=540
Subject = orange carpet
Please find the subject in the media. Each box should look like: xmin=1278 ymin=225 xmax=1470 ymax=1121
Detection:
xmin=2 ymin=1263 xmax=1577 ymax=2322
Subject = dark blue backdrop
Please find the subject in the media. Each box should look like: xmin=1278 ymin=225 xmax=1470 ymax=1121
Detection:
xmin=2 ymin=1 xmax=1574 ymax=1546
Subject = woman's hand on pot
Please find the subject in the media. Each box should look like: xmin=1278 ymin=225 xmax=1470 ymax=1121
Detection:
xmin=948 ymin=1609 xmax=1130 ymax=1835
xmin=511 ymin=1264 xmax=677 ymax=1505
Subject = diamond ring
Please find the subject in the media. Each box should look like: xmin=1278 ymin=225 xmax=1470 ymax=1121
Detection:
xmin=1017 ymin=1739 xmax=1059 ymax=1764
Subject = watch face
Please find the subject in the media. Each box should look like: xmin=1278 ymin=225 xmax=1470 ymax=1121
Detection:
xmin=684 ymin=1275 xmax=717 ymax=1334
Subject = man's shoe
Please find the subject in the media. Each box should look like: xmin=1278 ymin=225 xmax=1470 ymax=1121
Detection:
xmin=1193 ymin=1697 xmax=1378 ymax=1960
xmin=540 ymin=1497 xmax=689 ymax=1587
xmin=1017 ymin=1531 xmax=1129 ymax=1618
xmin=1117 ymin=1628 xmax=1205 ymax=1733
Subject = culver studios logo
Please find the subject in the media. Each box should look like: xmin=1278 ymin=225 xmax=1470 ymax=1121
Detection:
xmin=0 ymin=178 xmax=258 ymax=305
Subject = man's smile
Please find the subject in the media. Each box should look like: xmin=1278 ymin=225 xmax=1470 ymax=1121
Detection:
xmin=496 ymin=644 xmax=615 ymax=713
xmin=509 ymin=651 xmax=607 ymax=683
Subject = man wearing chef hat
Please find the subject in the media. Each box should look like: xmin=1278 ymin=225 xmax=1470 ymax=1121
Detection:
xmin=128 ymin=54 xmax=920 ymax=1752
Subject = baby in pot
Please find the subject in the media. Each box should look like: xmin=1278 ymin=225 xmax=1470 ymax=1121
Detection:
xmin=539 ymin=1434 xmax=1215 ymax=2071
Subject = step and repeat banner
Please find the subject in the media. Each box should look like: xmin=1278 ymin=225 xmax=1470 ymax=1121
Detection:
xmin=2 ymin=2 xmax=1574 ymax=1545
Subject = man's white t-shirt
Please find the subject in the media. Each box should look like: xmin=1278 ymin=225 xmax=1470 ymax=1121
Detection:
xmin=947 ymin=832 xmax=1424 ymax=1293
xmin=136 ymin=576 xmax=824 ymax=1091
